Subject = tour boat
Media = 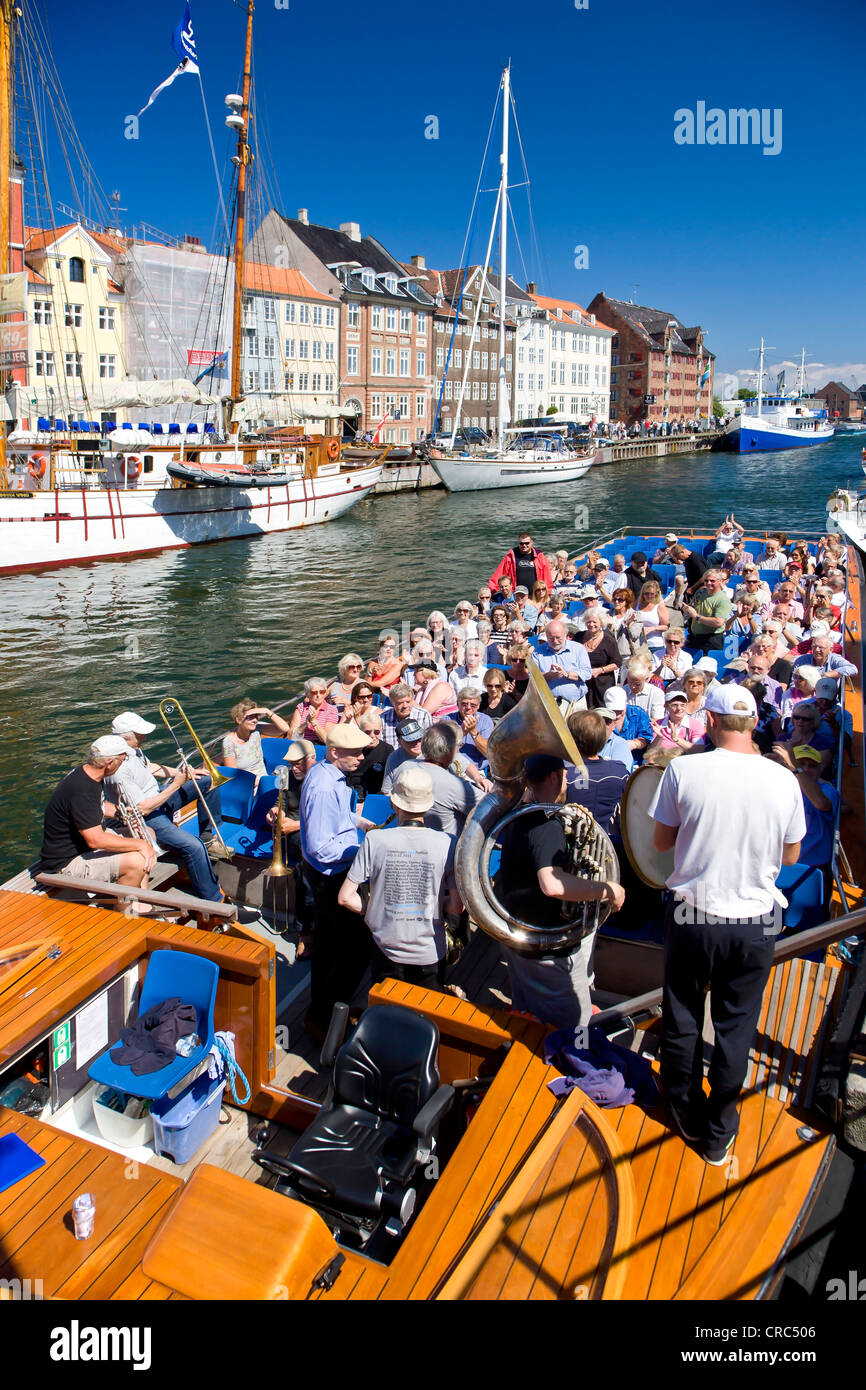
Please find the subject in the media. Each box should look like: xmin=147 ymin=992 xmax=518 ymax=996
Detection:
xmin=723 ymin=343 xmax=834 ymax=453
xmin=0 ymin=3 xmax=381 ymax=577
xmin=0 ymin=524 xmax=862 ymax=1305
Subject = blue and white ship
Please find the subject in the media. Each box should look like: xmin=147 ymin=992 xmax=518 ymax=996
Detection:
xmin=724 ymin=341 xmax=835 ymax=453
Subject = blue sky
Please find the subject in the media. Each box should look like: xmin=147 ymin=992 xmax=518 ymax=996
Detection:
xmin=25 ymin=0 xmax=866 ymax=384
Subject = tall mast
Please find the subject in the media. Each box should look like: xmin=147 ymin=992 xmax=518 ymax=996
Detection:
xmin=799 ymin=346 xmax=806 ymax=400
xmin=497 ymin=64 xmax=510 ymax=448
xmin=0 ymin=0 xmax=14 ymax=483
xmin=229 ymin=0 xmax=254 ymax=436
xmin=755 ymin=337 xmax=764 ymax=418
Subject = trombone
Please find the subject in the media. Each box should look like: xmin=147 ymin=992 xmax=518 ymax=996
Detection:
xmin=158 ymin=696 xmax=234 ymax=860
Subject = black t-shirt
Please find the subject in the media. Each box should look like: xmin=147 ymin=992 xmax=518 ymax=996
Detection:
xmin=498 ymin=808 xmax=570 ymax=928
xmin=684 ymin=550 xmax=708 ymax=590
xmin=345 ymin=741 xmax=389 ymax=795
xmin=480 ymin=691 xmax=518 ymax=723
xmin=514 ymin=547 xmax=540 ymax=593
xmin=40 ymin=766 xmax=105 ymax=871
xmin=625 ymin=563 xmax=662 ymax=594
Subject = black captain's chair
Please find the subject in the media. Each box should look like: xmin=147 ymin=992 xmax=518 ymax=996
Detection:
xmin=253 ymin=1003 xmax=454 ymax=1244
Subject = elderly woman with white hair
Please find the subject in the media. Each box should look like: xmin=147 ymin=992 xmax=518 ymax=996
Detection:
xmin=288 ymin=677 xmax=340 ymax=744
xmin=448 ymin=638 xmax=488 ymax=697
xmin=779 ymin=664 xmax=822 ymax=722
xmin=621 ymin=651 xmax=664 ymax=722
xmin=427 ymin=609 xmax=452 ymax=665
xmin=327 ymin=652 xmax=366 ymax=710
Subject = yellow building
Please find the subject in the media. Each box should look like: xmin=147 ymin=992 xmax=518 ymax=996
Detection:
xmin=24 ymin=223 xmax=126 ymax=428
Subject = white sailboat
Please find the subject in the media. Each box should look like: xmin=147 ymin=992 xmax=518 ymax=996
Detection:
xmin=0 ymin=1 xmax=380 ymax=575
xmin=426 ymin=66 xmax=596 ymax=494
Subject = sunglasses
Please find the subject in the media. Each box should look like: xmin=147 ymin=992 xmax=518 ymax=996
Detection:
xmin=487 ymin=682 xmax=505 ymax=689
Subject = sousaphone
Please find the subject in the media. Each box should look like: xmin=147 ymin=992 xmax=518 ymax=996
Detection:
xmin=455 ymin=664 xmax=620 ymax=955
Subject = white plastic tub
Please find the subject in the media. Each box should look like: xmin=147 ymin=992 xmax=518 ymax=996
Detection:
xmin=91 ymin=1084 xmax=154 ymax=1149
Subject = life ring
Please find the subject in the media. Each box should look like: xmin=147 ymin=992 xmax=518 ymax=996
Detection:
xmin=27 ymin=453 xmax=48 ymax=483
xmin=125 ymin=455 xmax=142 ymax=479
xmin=326 ymin=439 xmax=340 ymax=460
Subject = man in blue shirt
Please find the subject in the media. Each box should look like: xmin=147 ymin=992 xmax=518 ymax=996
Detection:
xmin=301 ymin=722 xmax=378 ymax=1036
xmin=593 ymin=706 xmax=635 ymax=772
xmin=446 ymin=689 xmax=494 ymax=768
xmin=533 ymin=619 xmax=592 ymax=708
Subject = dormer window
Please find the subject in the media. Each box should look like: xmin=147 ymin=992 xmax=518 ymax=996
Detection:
xmin=360 ymin=269 xmax=375 ymax=290
xmin=384 ymin=273 xmax=398 ymax=293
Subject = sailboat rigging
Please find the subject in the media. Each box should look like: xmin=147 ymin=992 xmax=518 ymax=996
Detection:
xmin=424 ymin=65 xmax=597 ymax=493
xmin=0 ymin=0 xmax=382 ymax=573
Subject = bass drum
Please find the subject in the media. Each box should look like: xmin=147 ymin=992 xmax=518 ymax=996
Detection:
xmin=620 ymin=763 xmax=675 ymax=889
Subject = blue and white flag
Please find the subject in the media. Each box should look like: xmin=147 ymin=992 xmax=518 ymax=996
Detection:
xmin=137 ymin=4 xmax=200 ymax=118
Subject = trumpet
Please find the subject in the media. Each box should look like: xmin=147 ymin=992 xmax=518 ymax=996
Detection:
xmin=267 ymin=767 xmax=292 ymax=878
xmin=158 ymin=696 xmax=234 ymax=860
xmin=115 ymin=786 xmax=163 ymax=857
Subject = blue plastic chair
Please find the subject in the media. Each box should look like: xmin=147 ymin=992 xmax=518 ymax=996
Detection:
xmin=121 ymin=421 xmax=133 ymax=430
xmin=204 ymin=423 xmax=216 ymax=436
xmin=212 ymin=766 xmax=256 ymax=823
xmin=102 ymin=421 xmax=117 ymax=434
xmin=260 ymin=737 xmax=291 ymax=773
xmin=315 ymin=745 xmax=327 ymax=761
xmin=168 ymin=423 xmax=181 ymax=436
xmin=221 ymin=775 xmax=279 ymax=856
xmin=54 ymin=419 xmax=66 ymax=432
xmin=88 ymin=950 xmax=219 ymax=1102
xmin=37 ymin=416 xmax=50 ymax=431
xmin=89 ymin=421 xmax=100 ymax=433
xmin=360 ymin=793 xmax=392 ymax=827
xmin=151 ymin=423 xmax=164 ymax=436
xmin=138 ymin=422 xmax=150 ymax=432
xmin=186 ymin=423 xmax=199 ymax=435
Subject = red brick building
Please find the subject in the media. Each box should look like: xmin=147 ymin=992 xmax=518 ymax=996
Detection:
xmin=813 ymin=381 xmax=864 ymax=422
xmin=585 ymin=294 xmax=714 ymax=428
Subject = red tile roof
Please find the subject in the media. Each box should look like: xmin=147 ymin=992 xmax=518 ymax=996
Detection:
xmin=242 ymin=261 xmax=332 ymax=301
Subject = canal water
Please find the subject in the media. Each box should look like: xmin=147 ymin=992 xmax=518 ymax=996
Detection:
xmin=0 ymin=433 xmax=862 ymax=878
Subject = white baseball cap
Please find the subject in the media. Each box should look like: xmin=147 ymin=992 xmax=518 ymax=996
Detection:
xmin=92 ymin=734 xmax=131 ymax=758
xmin=112 ymin=711 xmax=156 ymax=735
xmin=694 ymin=656 xmax=718 ymax=674
xmin=703 ymin=685 xmax=757 ymax=717
xmin=603 ymin=687 xmax=628 ymax=712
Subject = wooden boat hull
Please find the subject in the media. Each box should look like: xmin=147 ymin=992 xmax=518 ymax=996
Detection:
xmin=0 ymin=464 xmax=381 ymax=574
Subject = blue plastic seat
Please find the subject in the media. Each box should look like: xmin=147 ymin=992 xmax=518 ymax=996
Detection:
xmin=776 ymin=864 xmax=826 ymax=959
xmin=260 ymin=737 xmax=291 ymax=773
xmin=88 ymin=950 xmax=219 ymax=1102
xmin=121 ymin=422 xmax=133 ymax=430
xmin=168 ymin=423 xmax=181 ymax=436
xmin=89 ymin=421 xmax=99 ymax=432
xmin=138 ymin=422 xmax=150 ymax=432
xmin=54 ymin=419 xmax=66 ymax=431
xmin=213 ymin=766 xmax=256 ymax=823
xmin=151 ymin=422 xmax=164 ymax=435
xmin=204 ymin=423 xmax=216 ymax=436
xmin=103 ymin=421 xmax=117 ymax=434
xmin=359 ymin=793 xmax=392 ymax=827
xmin=37 ymin=416 xmax=50 ymax=431
xmin=186 ymin=423 xmax=199 ymax=434
xmin=315 ymin=744 xmax=327 ymax=761
xmin=221 ymin=775 xmax=280 ymax=857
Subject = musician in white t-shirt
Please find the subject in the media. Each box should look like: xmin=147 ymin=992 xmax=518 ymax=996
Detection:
xmin=648 ymin=684 xmax=805 ymax=1166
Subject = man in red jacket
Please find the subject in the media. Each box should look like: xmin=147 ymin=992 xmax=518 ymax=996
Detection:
xmin=489 ymin=532 xmax=553 ymax=595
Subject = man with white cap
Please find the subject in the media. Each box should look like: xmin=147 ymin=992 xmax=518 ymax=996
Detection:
xmin=339 ymin=765 xmax=460 ymax=990
xmin=39 ymin=736 xmax=155 ymax=894
xmin=651 ymin=532 xmax=680 ymax=564
xmin=300 ymin=722 xmax=379 ymax=1034
xmin=604 ymin=685 xmax=653 ymax=755
xmin=649 ymin=683 xmax=805 ymax=1165
xmin=107 ymin=711 xmax=224 ymax=908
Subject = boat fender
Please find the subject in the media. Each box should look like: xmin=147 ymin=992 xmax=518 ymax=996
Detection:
xmin=326 ymin=439 xmax=340 ymax=460
xmin=27 ymin=453 xmax=48 ymax=482
xmin=125 ymin=455 xmax=142 ymax=479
